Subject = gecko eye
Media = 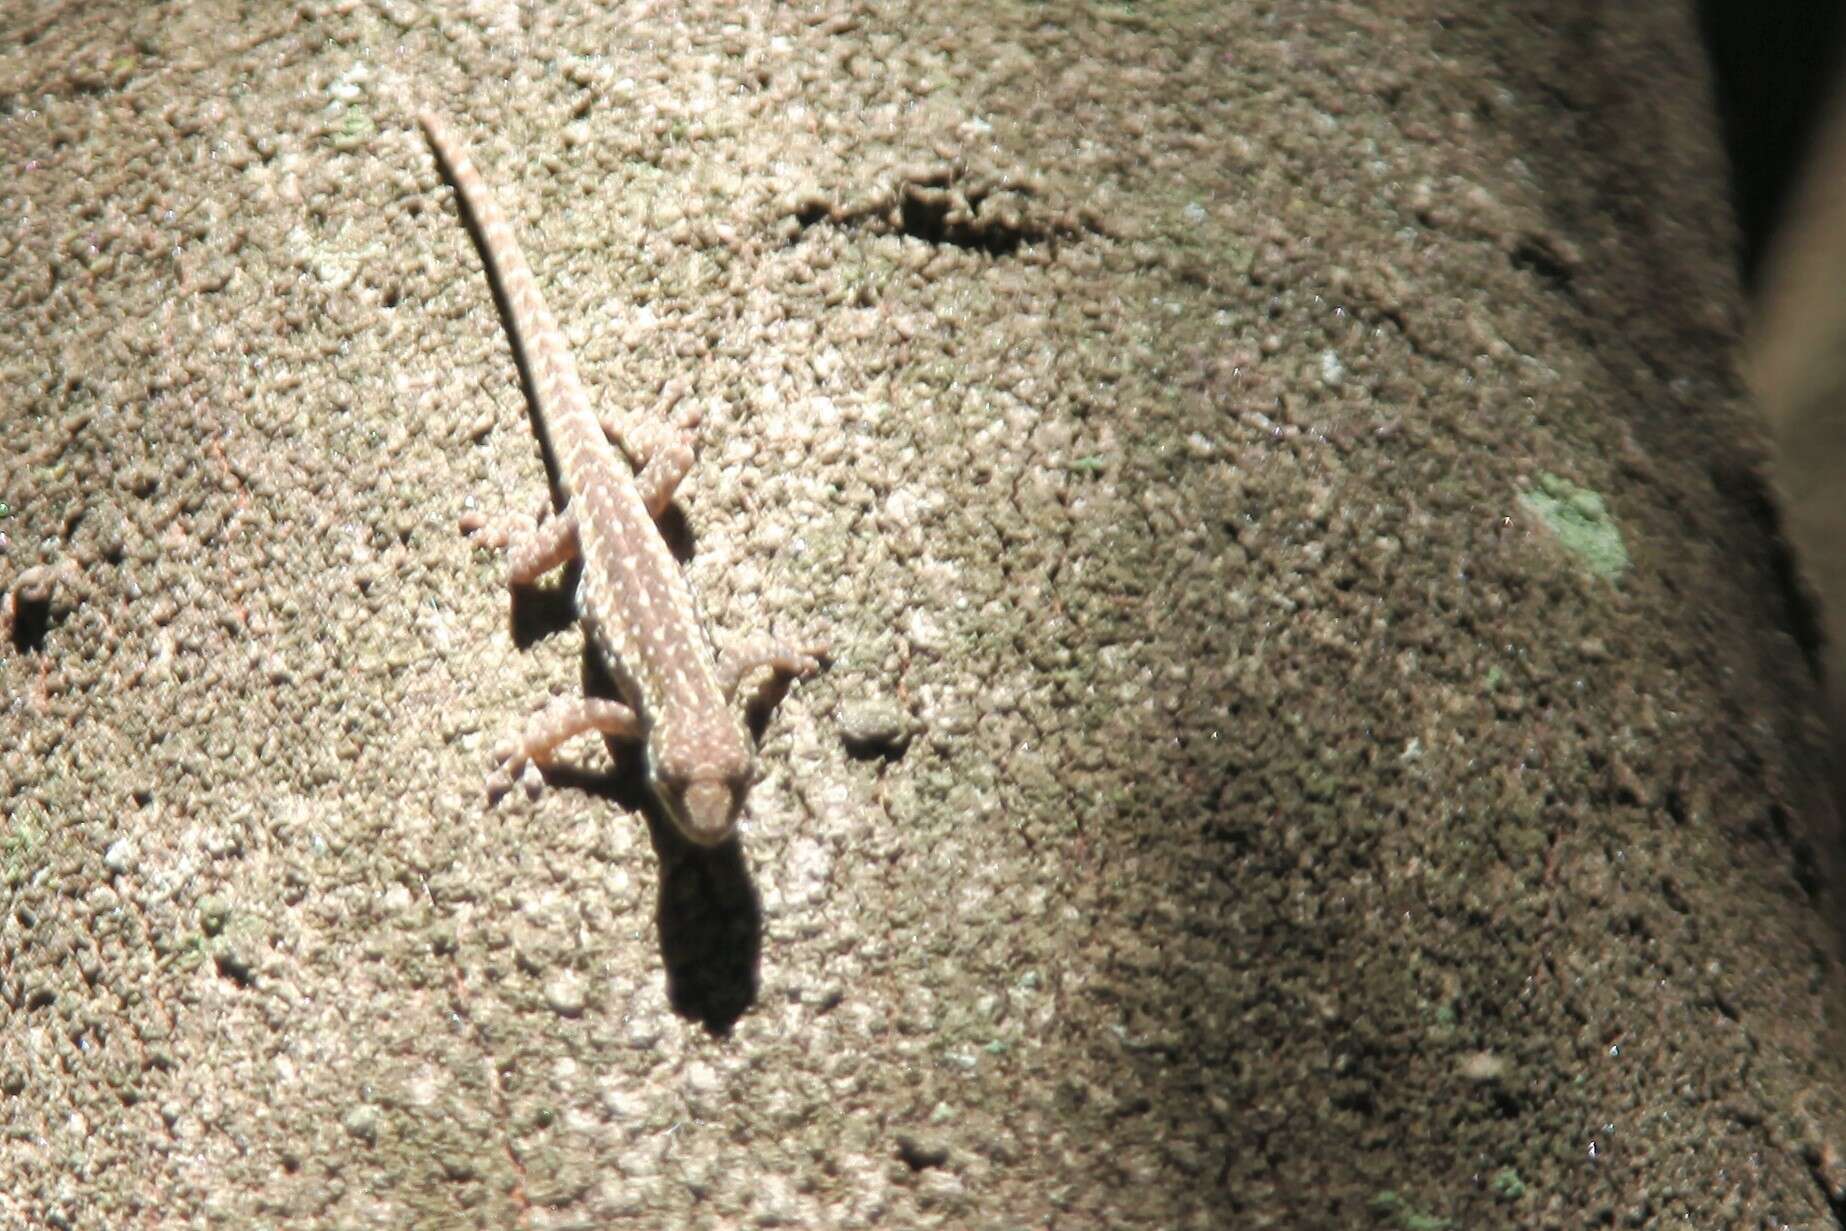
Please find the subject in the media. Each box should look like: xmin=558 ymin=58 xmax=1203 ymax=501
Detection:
xmin=659 ymin=777 xmax=744 ymax=847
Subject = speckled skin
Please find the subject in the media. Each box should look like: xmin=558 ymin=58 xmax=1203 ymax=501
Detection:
xmin=420 ymin=111 xmax=815 ymax=845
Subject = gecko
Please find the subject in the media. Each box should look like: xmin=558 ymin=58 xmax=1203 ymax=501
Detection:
xmin=418 ymin=110 xmax=820 ymax=846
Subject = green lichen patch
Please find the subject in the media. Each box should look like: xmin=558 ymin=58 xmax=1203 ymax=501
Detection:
xmin=1517 ymin=472 xmax=1628 ymax=580
xmin=1369 ymin=1190 xmax=1453 ymax=1230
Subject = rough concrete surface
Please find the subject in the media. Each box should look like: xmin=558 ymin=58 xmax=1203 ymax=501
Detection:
xmin=4 ymin=1 xmax=1846 ymax=1227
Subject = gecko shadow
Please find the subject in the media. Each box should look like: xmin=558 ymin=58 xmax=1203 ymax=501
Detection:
xmin=580 ymin=618 xmax=763 ymax=1034
xmin=645 ymin=816 xmax=762 ymax=1035
xmin=535 ymin=757 xmax=762 ymax=1035
xmin=505 ymin=587 xmax=763 ymax=1036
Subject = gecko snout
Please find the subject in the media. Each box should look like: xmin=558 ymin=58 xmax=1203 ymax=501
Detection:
xmin=661 ymin=778 xmax=745 ymax=846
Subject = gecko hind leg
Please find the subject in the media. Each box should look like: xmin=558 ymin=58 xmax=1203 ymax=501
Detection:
xmin=632 ymin=441 xmax=696 ymax=521
xmin=462 ymin=497 xmax=580 ymax=588
xmin=602 ymin=378 xmax=700 ymax=521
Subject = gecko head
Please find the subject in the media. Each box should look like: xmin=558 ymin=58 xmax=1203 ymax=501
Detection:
xmin=649 ymin=712 xmax=758 ymax=846
xmin=651 ymin=745 xmax=754 ymax=847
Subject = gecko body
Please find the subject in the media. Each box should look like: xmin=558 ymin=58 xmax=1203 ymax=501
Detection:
xmin=420 ymin=111 xmax=817 ymax=846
